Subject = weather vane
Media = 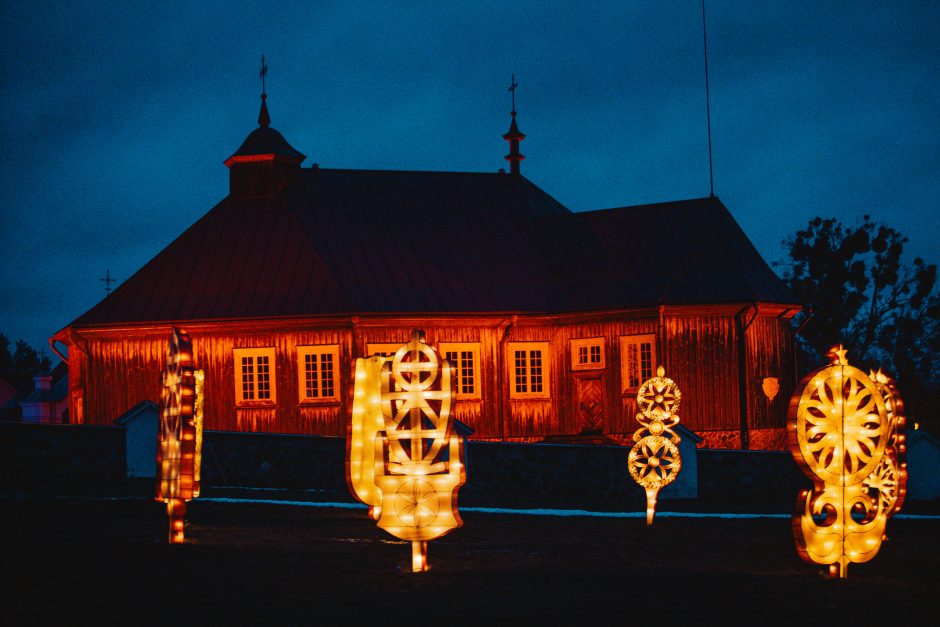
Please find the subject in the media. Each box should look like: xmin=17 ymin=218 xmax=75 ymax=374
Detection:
xmin=508 ymin=73 xmax=518 ymax=113
xmin=100 ymin=270 xmax=116 ymax=295
xmin=260 ymin=54 xmax=268 ymax=96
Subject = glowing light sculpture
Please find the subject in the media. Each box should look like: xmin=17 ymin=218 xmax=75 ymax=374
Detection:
xmin=155 ymin=327 xmax=203 ymax=544
xmin=628 ymin=365 xmax=682 ymax=525
xmin=788 ymin=344 xmax=890 ymax=578
xmin=864 ymin=368 xmax=908 ymax=526
xmin=347 ymin=330 xmax=466 ymax=572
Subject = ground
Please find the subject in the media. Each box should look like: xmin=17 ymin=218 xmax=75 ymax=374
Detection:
xmin=5 ymin=495 xmax=939 ymax=626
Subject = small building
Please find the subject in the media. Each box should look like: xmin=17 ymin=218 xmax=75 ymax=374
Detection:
xmin=7 ymin=362 xmax=68 ymax=424
xmin=51 ymin=92 xmax=802 ymax=450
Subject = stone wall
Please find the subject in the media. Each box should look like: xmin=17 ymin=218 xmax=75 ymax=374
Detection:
xmin=697 ymin=448 xmax=811 ymax=507
xmin=6 ymin=422 xmax=921 ymax=510
xmin=0 ymin=423 xmax=127 ymax=495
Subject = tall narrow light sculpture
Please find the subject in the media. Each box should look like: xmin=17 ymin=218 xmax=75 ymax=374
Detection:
xmin=347 ymin=330 xmax=466 ymax=572
xmin=628 ymin=365 xmax=682 ymax=525
xmin=864 ymin=368 xmax=908 ymax=529
xmin=788 ymin=344 xmax=889 ymax=578
xmin=155 ymin=327 xmax=203 ymax=544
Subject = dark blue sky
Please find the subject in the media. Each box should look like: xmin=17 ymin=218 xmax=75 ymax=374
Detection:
xmin=2 ymin=1 xmax=938 ymax=356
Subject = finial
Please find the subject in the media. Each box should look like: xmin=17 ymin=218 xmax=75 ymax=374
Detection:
xmin=508 ymin=73 xmax=519 ymax=114
xmin=258 ymin=55 xmax=270 ymax=127
xmin=825 ymin=344 xmax=849 ymax=366
xmin=503 ymin=74 xmax=525 ymax=176
xmin=260 ymin=54 xmax=268 ymax=96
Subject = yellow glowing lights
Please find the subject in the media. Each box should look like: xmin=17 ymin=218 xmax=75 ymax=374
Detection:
xmin=347 ymin=330 xmax=466 ymax=571
xmin=864 ymin=368 xmax=908 ymax=523
xmin=788 ymin=344 xmax=895 ymax=578
xmin=628 ymin=365 xmax=682 ymax=525
xmin=155 ymin=327 xmax=203 ymax=544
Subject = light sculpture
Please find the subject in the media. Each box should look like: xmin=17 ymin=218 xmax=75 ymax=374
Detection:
xmin=788 ymin=344 xmax=890 ymax=578
xmin=863 ymin=369 xmax=907 ymax=525
xmin=347 ymin=330 xmax=466 ymax=572
xmin=155 ymin=327 xmax=203 ymax=544
xmin=627 ymin=365 xmax=682 ymax=525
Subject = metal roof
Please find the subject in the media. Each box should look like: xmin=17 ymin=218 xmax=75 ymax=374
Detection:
xmin=66 ymin=170 xmax=798 ymax=329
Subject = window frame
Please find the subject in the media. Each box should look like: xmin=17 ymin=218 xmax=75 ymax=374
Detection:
xmin=233 ymin=347 xmax=277 ymax=406
xmin=508 ymin=341 xmax=551 ymax=400
xmin=570 ymin=337 xmax=606 ymax=371
xmin=620 ymin=334 xmax=657 ymax=395
xmin=296 ymin=345 xmax=340 ymax=404
xmin=439 ymin=342 xmax=482 ymax=400
xmin=365 ymin=342 xmax=406 ymax=358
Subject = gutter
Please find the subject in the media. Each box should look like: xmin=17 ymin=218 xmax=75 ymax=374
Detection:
xmin=735 ymin=303 xmax=759 ymax=450
xmin=496 ymin=316 xmax=517 ymax=442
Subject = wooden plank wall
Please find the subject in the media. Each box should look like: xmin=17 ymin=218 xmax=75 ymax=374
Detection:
xmin=662 ymin=314 xmax=739 ymax=432
xmin=745 ymin=314 xmax=796 ymax=430
xmin=67 ymin=309 xmax=794 ymax=444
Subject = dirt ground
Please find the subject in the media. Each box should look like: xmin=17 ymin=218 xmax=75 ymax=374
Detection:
xmin=5 ymin=495 xmax=939 ymax=626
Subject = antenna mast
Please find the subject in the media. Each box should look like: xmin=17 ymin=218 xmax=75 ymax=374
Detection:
xmin=702 ymin=0 xmax=715 ymax=197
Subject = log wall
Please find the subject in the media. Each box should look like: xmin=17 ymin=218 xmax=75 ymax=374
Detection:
xmin=60 ymin=305 xmax=796 ymax=448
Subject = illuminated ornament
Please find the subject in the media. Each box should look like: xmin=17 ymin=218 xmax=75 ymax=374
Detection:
xmin=762 ymin=377 xmax=780 ymax=402
xmin=347 ymin=330 xmax=466 ymax=572
xmin=863 ymin=369 xmax=907 ymax=523
xmin=788 ymin=344 xmax=890 ymax=578
xmin=154 ymin=328 xmax=203 ymax=544
xmin=628 ymin=365 xmax=682 ymax=525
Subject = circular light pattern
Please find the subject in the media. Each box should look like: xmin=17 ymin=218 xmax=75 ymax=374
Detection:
xmin=863 ymin=452 xmax=900 ymax=514
xmin=394 ymin=479 xmax=440 ymax=528
xmin=628 ymin=435 xmax=681 ymax=489
xmin=637 ymin=366 xmax=681 ymax=420
xmin=794 ymin=363 xmax=888 ymax=486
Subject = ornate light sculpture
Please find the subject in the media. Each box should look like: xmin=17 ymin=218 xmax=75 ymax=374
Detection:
xmin=347 ymin=330 xmax=466 ymax=572
xmin=864 ymin=368 xmax=908 ymax=526
xmin=627 ymin=365 xmax=682 ymax=525
xmin=155 ymin=327 xmax=203 ymax=544
xmin=788 ymin=344 xmax=890 ymax=578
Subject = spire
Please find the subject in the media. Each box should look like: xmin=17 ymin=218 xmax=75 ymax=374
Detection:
xmin=503 ymin=74 xmax=525 ymax=176
xmin=258 ymin=55 xmax=270 ymax=127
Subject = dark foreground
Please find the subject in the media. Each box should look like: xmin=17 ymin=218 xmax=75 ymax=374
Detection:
xmin=5 ymin=496 xmax=939 ymax=626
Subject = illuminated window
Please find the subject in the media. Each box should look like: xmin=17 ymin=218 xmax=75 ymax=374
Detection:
xmin=234 ymin=347 xmax=277 ymax=405
xmin=508 ymin=342 xmax=550 ymax=399
xmin=366 ymin=342 xmax=406 ymax=358
xmin=620 ymin=334 xmax=656 ymax=393
xmin=297 ymin=345 xmax=340 ymax=402
xmin=439 ymin=342 xmax=481 ymax=399
xmin=571 ymin=337 xmax=605 ymax=370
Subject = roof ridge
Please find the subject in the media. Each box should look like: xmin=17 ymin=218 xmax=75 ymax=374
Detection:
xmin=583 ymin=196 xmax=716 ymax=216
xmin=306 ymin=167 xmax=523 ymax=176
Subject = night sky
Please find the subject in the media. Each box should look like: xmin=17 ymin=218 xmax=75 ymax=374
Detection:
xmin=2 ymin=1 xmax=937 ymax=358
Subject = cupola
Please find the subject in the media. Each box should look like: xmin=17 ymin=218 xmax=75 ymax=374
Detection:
xmin=225 ymin=57 xmax=306 ymax=197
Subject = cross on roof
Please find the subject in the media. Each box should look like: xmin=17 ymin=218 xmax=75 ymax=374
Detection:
xmin=260 ymin=54 xmax=268 ymax=96
xmin=100 ymin=270 xmax=116 ymax=295
xmin=508 ymin=73 xmax=518 ymax=113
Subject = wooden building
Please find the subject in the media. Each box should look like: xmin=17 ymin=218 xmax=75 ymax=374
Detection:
xmin=51 ymin=94 xmax=802 ymax=450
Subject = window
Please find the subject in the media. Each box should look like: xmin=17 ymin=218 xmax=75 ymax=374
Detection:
xmin=439 ymin=342 xmax=481 ymax=399
xmin=571 ymin=337 xmax=605 ymax=370
xmin=297 ymin=345 xmax=340 ymax=402
xmin=508 ymin=342 xmax=550 ymax=399
xmin=234 ymin=347 xmax=277 ymax=404
xmin=620 ymin=334 xmax=656 ymax=393
xmin=366 ymin=342 xmax=405 ymax=358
